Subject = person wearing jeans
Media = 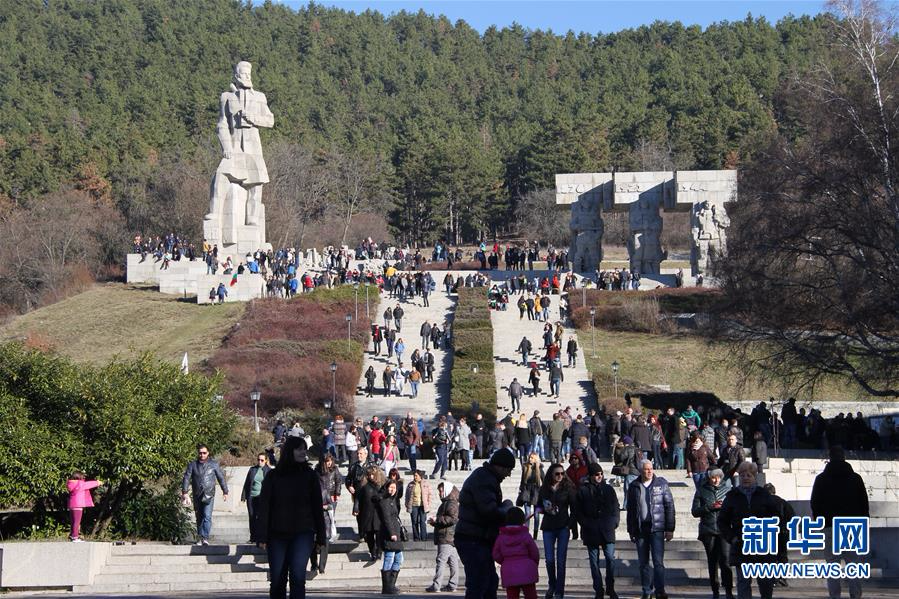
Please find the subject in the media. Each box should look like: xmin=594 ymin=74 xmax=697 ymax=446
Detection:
xmin=538 ymin=464 xmax=577 ymax=599
xmin=256 ymin=435 xmax=326 ymax=599
xmin=430 ymin=422 xmax=450 ymax=480
xmin=574 ymin=464 xmax=620 ymax=599
xmin=181 ymin=444 xmax=229 ymax=545
xmin=626 ymin=460 xmax=675 ymax=599
xmin=404 ymin=470 xmax=431 ymax=542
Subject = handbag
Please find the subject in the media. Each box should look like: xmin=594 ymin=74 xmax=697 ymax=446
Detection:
xmin=399 ymin=524 xmax=409 ymax=542
xmin=610 ymin=465 xmax=625 ymax=476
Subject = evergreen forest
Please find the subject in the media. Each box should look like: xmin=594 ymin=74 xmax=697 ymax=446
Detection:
xmin=0 ymin=0 xmax=836 ymax=310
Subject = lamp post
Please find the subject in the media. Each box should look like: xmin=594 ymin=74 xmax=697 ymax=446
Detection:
xmin=345 ymin=313 xmax=353 ymax=352
xmin=589 ymin=307 xmax=596 ymax=358
xmin=250 ymin=387 xmax=261 ymax=433
xmin=611 ymin=361 xmax=620 ymax=401
xmin=469 ymin=363 xmax=479 ymax=375
xmin=365 ymin=283 xmax=370 ymax=319
xmin=214 ymin=393 xmax=224 ymax=404
xmin=353 ymin=283 xmax=359 ymax=321
xmin=328 ymin=361 xmax=337 ymax=412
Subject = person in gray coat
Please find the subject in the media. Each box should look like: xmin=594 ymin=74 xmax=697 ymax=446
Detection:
xmin=181 ymin=443 xmax=229 ymax=545
xmin=508 ymin=378 xmax=524 ymax=413
xmin=426 ymin=482 xmax=461 ymax=593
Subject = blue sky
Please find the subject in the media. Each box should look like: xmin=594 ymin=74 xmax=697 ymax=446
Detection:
xmin=278 ymin=1 xmax=828 ymax=34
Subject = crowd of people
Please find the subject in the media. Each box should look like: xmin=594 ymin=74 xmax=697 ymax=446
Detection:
xmin=166 ymin=405 xmax=875 ymax=599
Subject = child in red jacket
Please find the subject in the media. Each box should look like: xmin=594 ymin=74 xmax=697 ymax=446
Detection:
xmin=66 ymin=471 xmax=102 ymax=542
xmin=492 ymin=507 xmax=540 ymax=599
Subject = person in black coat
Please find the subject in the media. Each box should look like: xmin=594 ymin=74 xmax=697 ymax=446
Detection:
xmin=354 ymin=466 xmax=385 ymax=561
xmin=241 ymin=453 xmax=272 ymax=545
xmin=256 ymin=436 xmax=326 ymax=599
xmin=377 ymin=479 xmax=406 ymax=594
xmin=574 ymin=463 xmax=621 ymax=599
xmin=810 ymin=446 xmax=869 ymax=599
xmin=718 ymin=462 xmax=781 ymax=599
xmin=691 ymin=468 xmax=734 ymax=599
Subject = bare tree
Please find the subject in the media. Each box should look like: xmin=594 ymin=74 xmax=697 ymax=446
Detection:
xmin=0 ymin=190 xmax=124 ymax=312
xmin=329 ymin=150 xmax=392 ymax=247
xmin=515 ymin=188 xmax=569 ymax=247
xmin=714 ymin=0 xmax=899 ymax=397
xmin=265 ymin=141 xmax=331 ymax=250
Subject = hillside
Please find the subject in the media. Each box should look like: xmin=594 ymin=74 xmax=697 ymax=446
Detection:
xmin=0 ymin=283 xmax=243 ymax=365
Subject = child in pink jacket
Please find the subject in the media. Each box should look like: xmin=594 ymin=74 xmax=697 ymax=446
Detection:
xmin=66 ymin=472 xmax=102 ymax=542
xmin=492 ymin=507 xmax=540 ymax=599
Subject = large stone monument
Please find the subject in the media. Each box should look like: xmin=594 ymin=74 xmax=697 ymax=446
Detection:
xmin=203 ymin=61 xmax=273 ymax=257
xmin=556 ymin=173 xmax=610 ymax=272
xmin=126 ymin=61 xmax=274 ymax=303
xmin=555 ymin=170 xmax=736 ymax=279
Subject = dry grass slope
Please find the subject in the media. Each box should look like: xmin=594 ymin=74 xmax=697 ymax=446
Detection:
xmin=0 ymin=283 xmax=244 ymax=365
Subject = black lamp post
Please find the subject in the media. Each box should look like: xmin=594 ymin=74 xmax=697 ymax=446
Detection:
xmin=250 ymin=387 xmax=261 ymax=433
xmin=328 ymin=361 xmax=337 ymax=411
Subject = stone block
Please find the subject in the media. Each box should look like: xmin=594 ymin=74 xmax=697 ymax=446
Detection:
xmin=554 ymin=172 xmax=613 ymax=206
xmin=196 ymin=274 xmax=265 ymax=304
xmin=0 ymin=541 xmax=110 ymax=588
xmin=125 ymin=254 xmax=162 ymax=285
xmin=674 ymin=169 xmax=737 ymax=209
xmin=611 ymin=171 xmax=674 ymax=209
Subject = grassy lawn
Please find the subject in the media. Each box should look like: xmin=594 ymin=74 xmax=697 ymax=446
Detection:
xmin=0 ymin=283 xmax=244 ymax=365
xmin=580 ymin=328 xmax=879 ymax=403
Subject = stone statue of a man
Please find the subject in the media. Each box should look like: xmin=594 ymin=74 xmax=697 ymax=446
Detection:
xmin=205 ymin=61 xmax=274 ymax=228
xmin=627 ymin=194 xmax=667 ymax=275
xmin=691 ymin=200 xmax=730 ymax=275
xmin=568 ymin=194 xmax=604 ymax=272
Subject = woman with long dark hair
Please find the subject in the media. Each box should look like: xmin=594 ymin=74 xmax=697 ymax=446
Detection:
xmin=377 ymin=479 xmax=406 ymax=594
xmin=311 ymin=454 xmax=343 ymax=574
xmin=539 ymin=463 xmax=577 ymax=599
xmin=256 ymin=436 xmax=325 ymax=599
xmin=518 ymin=452 xmax=544 ymax=538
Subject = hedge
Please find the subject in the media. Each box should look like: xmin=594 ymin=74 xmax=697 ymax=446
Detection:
xmin=449 ymin=288 xmax=497 ymax=422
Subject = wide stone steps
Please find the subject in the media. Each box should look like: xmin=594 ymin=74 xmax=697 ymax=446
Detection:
xmin=76 ymin=542 xmax=898 ymax=594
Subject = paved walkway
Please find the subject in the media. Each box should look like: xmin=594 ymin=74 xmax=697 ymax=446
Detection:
xmin=352 ymin=276 xmax=457 ymax=424
xmin=17 ymin=584 xmax=899 ymax=598
xmin=491 ymin=287 xmax=596 ymax=419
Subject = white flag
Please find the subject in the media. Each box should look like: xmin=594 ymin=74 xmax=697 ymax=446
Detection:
xmin=180 ymin=352 xmax=189 ymax=374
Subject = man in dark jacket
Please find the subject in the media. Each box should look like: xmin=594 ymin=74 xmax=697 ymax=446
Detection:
xmin=626 ymin=460 xmax=675 ymax=599
xmin=421 ymin=320 xmax=432 ymax=349
xmin=718 ymin=434 xmax=746 ymax=483
xmin=576 ymin=463 xmax=621 ymax=599
xmin=718 ymin=462 xmax=780 ymax=599
xmin=345 ymin=447 xmax=373 ymax=517
xmin=393 ymin=304 xmax=404 ymax=331
xmin=811 ymin=446 xmax=869 ymax=599
xmin=426 ymin=482 xmax=461 ymax=593
xmin=455 ymin=449 xmax=515 ymax=599
xmin=181 ymin=444 xmax=229 ymax=545
xmin=518 ymin=336 xmax=532 ymax=365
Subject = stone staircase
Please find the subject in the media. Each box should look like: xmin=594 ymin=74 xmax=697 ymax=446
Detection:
xmin=353 ymin=274 xmax=462 ymax=424
xmin=69 ymin=459 xmax=899 ymax=593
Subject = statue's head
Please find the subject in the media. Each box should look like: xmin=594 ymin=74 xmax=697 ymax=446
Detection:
xmin=233 ymin=61 xmax=253 ymax=89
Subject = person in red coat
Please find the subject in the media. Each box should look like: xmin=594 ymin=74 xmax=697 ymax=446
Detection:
xmin=66 ymin=471 xmax=102 ymax=542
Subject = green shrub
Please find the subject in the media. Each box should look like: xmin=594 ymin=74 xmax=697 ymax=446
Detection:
xmin=0 ymin=342 xmax=236 ymax=539
xmin=108 ymin=480 xmax=191 ymax=542
xmin=449 ymin=289 xmax=497 ymax=423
